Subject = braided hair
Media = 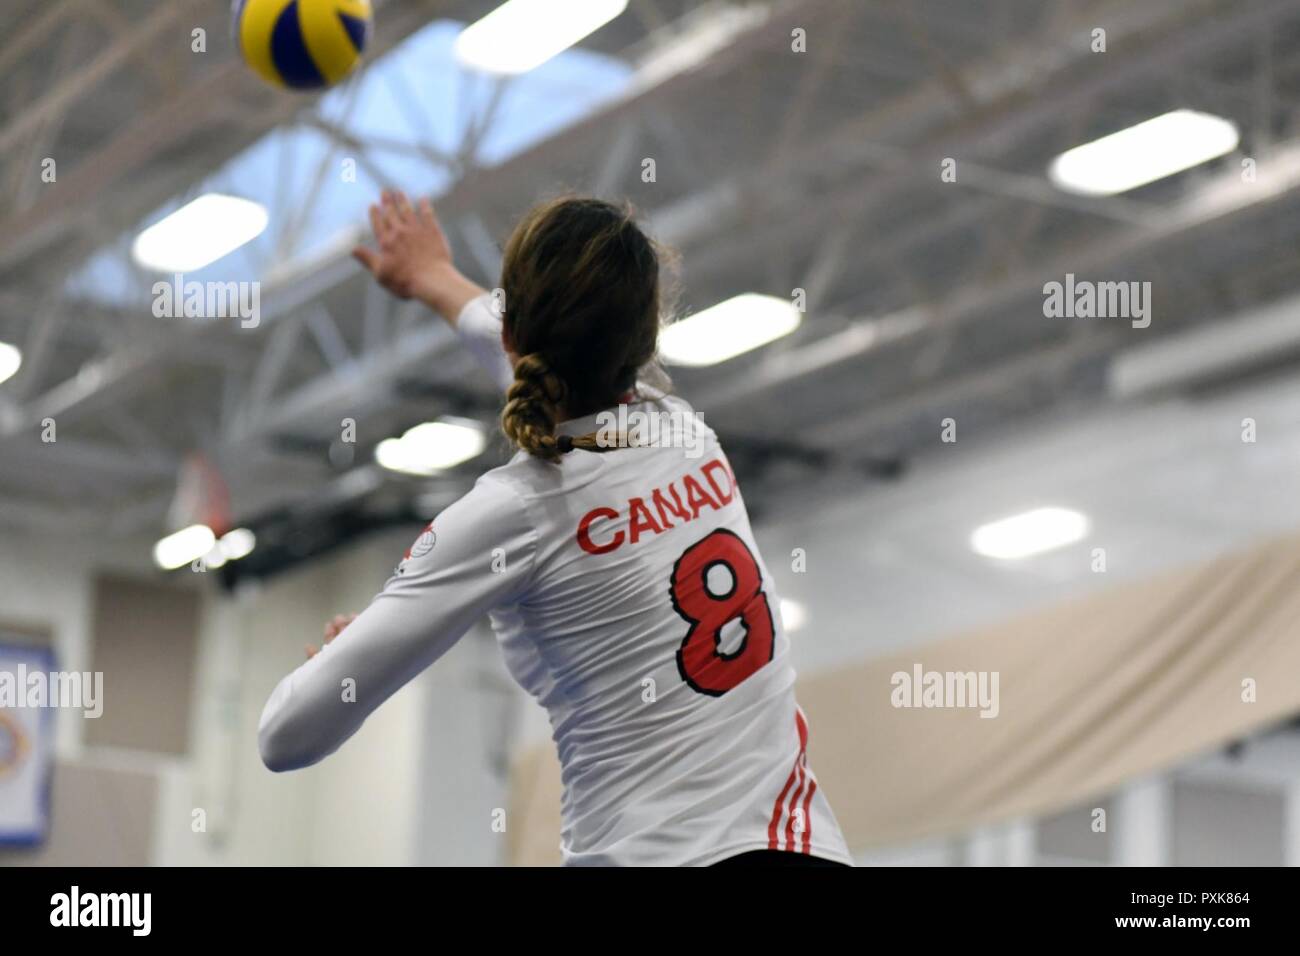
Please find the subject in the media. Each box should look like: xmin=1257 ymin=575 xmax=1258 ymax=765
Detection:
xmin=497 ymin=196 xmax=669 ymax=463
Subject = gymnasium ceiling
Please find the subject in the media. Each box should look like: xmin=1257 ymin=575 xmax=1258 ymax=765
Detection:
xmin=4 ymin=0 xmax=1300 ymax=578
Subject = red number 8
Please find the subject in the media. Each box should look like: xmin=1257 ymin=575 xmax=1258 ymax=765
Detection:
xmin=671 ymin=529 xmax=775 ymax=696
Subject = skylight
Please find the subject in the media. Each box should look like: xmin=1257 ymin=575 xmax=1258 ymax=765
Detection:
xmin=68 ymin=19 xmax=633 ymax=308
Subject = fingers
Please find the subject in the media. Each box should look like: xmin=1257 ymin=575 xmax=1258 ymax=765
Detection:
xmin=375 ymin=190 xmax=406 ymax=242
xmin=323 ymin=613 xmax=358 ymax=643
xmin=385 ymin=188 xmax=420 ymax=225
xmin=418 ymin=197 xmax=448 ymax=246
xmin=351 ymin=246 xmax=378 ymax=272
xmin=310 ymin=611 xmax=356 ymax=660
xmin=381 ymin=189 xmax=412 ymax=226
xmin=370 ymin=189 xmax=441 ymax=272
xmin=372 ymin=189 xmax=435 ymax=245
xmin=369 ymin=201 xmax=392 ymax=245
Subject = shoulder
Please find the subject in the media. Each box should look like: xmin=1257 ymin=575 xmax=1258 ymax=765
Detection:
xmin=418 ymin=466 xmax=537 ymax=539
xmin=385 ymin=466 xmax=539 ymax=592
xmin=655 ymin=392 xmax=715 ymax=438
xmin=631 ymin=387 xmax=713 ymax=433
xmin=472 ymin=455 xmax=587 ymax=519
xmin=467 ymin=465 xmax=534 ymax=515
xmin=482 ymin=442 xmax=609 ymax=492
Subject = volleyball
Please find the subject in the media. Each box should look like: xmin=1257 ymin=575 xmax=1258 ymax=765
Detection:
xmin=233 ymin=0 xmax=373 ymax=91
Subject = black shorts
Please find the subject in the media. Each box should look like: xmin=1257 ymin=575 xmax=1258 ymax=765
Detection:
xmin=711 ymin=850 xmax=850 ymax=867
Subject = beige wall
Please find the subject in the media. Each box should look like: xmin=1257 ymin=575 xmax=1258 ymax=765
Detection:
xmin=0 ymin=761 xmax=157 ymax=866
xmin=506 ymin=531 xmax=1300 ymax=863
xmin=86 ymin=575 xmax=200 ymax=755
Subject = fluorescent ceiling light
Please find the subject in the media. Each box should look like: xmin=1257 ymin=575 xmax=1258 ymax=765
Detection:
xmin=455 ymin=0 xmax=628 ymax=75
xmin=219 ymin=528 xmax=257 ymax=561
xmin=154 ymin=524 xmax=216 ymax=571
xmin=375 ymin=420 xmax=486 ymax=476
xmin=970 ymin=507 xmax=1090 ymax=560
xmin=132 ymin=193 xmax=269 ymax=272
xmin=0 ymin=342 xmax=21 ymax=386
xmin=632 ymin=4 xmax=769 ymax=93
xmin=780 ymin=598 xmax=807 ymax=633
xmin=659 ymin=293 xmax=801 ymax=366
xmin=1048 ymin=109 xmax=1239 ymax=196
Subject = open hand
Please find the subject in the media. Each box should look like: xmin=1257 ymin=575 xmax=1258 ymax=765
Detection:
xmin=352 ymin=189 xmax=453 ymax=301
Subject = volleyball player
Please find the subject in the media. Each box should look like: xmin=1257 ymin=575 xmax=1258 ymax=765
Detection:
xmin=258 ymin=190 xmax=852 ymax=867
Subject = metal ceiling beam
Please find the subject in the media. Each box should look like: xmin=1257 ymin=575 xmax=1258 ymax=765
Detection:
xmin=222 ymin=319 xmax=461 ymax=446
xmin=7 ymin=0 xmax=1300 ymax=532
xmin=434 ymin=0 xmax=825 ymax=215
xmin=663 ymin=0 xmax=1286 ymax=273
xmin=0 ymin=435 xmax=176 ymax=480
xmin=0 ymin=0 xmax=87 ymax=81
xmin=785 ymin=139 xmax=1300 ymax=448
xmin=0 ymin=0 xmax=446 ymax=270
xmin=674 ymin=0 xmax=1299 ymax=409
xmin=0 ymin=0 xmax=819 ymax=458
xmin=0 ymin=0 xmax=200 ymax=158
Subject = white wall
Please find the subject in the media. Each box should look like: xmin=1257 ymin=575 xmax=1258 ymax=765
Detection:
xmin=864 ymin=756 xmax=1297 ymax=867
xmin=755 ymin=375 xmax=1300 ymax=676
xmin=163 ymin=527 xmax=509 ymax=867
xmin=302 ymin=535 xmax=424 ymax=867
xmin=410 ymin=628 xmax=520 ymax=866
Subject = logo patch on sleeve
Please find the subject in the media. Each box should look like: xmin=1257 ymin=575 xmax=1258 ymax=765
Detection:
xmin=405 ymin=524 xmax=437 ymax=561
xmin=393 ymin=523 xmax=437 ymax=577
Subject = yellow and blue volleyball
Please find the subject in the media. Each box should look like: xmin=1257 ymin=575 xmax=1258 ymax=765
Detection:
xmin=233 ymin=0 xmax=373 ymax=91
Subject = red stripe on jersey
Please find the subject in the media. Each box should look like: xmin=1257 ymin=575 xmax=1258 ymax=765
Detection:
xmin=783 ymin=762 xmax=807 ymax=851
xmin=769 ymin=709 xmax=812 ymax=850
xmin=767 ymin=764 xmax=799 ymax=849
xmin=794 ymin=709 xmax=813 ymax=853
xmin=800 ymin=775 xmax=817 ymax=854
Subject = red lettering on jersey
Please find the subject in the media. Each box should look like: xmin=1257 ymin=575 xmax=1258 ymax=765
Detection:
xmin=652 ymin=485 xmax=690 ymax=529
xmin=574 ymin=460 xmax=740 ymax=555
xmin=628 ymin=497 xmax=663 ymax=544
xmin=577 ymin=507 xmax=623 ymax=555
xmin=701 ymin=459 xmax=735 ymax=506
xmin=682 ymin=473 xmax=720 ymax=519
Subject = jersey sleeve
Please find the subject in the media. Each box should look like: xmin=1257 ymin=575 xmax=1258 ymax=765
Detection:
xmin=455 ymin=293 xmax=514 ymax=392
xmin=257 ymin=475 xmax=536 ymax=772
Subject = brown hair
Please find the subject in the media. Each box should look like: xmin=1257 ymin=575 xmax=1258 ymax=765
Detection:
xmin=499 ymin=196 xmax=668 ymax=462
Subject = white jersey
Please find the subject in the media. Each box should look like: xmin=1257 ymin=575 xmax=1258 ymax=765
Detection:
xmin=259 ymin=295 xmax=852 ymax=867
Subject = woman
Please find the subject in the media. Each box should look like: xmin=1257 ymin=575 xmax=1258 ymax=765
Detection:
xmin=258 ymin=190 xmax=852 ymax=867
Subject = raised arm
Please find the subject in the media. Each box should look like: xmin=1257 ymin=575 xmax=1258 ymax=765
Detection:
xmin=352 ymin=189 xmax=484 ymax=322
xmin=353 ymin=189 xmax=512 ymax=390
